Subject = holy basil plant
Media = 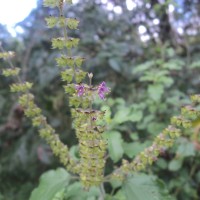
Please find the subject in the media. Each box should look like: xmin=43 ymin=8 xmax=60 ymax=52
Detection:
xmin=0 ymin=0 xmax=200 ymax=199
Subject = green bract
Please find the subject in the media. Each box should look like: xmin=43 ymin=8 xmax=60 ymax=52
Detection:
xmin=0 ymin=51 xmax=15 ymax=58
xmin=52 ymin=37 xmax=79 ymax=49
xmin=60 ymin=69 xmax=73 ymax=82
xmin=45 ymin=16 xmax=58 ymax=28
xmin=10 ymin=82 xmax=33 ymax=92
xmin=45 ymin=17 xmax=79 ymax=29
xmin=67 ymin=18 xmax=79 ymax=29
xmin=43 ymin=0 xmax=59 ymax=7
xmin=43 ymin=0 xmax=73 ymax=6
xmin=2 ymin=68 xmax=20 ymax=76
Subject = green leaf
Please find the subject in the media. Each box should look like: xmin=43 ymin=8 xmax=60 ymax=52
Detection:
xmin=122 ymin=174 xmax=173 ymax=200
xmin=113 ymin=107 xmax=142 ymax=124
xmin=105 ymin=190 xmax=126 ymax=200
xmin=162 ymin=59 xmax=183 ymax=70
xmin=29 ymin=168 xmax=71 ymax=200
xmin=69 ymin=145 xmax=79 ymax=161
xmin=113 ymin=190 xmax=126 ymax=200
xmin=158 ymin=76 xmax=174 ymax=87
xmin=177 ymin=138 xmax=195 ymax=157
xmin=113 ymin=108 xmax=130 ymax=124
xmin=132 ymin=61 xmax=154 ymax=74
xmin=130 ymin=133 xmax=139 ymax=141
xmin=110 ymin=179 xmax=122 ymax=189
xmin=128 ymin=110 xmax=143 ymax=122
xmin=104 ymin=131 xmax=124 ymax=163
xmin=148 ymin=84 xmax=164 ymax=101
xmin=156 ymin=158 xmax=168 ymax=170
xmin=168 ymin=158 xmax=183 ymax=171
xmin=166 ymin=48 xmax=175 ymax=57
xmin=123 ymin=142 xmax=147 ymax=158
xmin=191 ymin=60 xmax=200 ymax=69
xmin=147 ymin=122 xmax=165 ymax=135
xmin=109 ymin=58 xmax=121 ymax=73
xmin=52 ymin=188 xmax=65 ymax=200
xmin=65 ymin=182 xmax=100 ymax=199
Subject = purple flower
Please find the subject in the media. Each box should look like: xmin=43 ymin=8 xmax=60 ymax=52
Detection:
xmin=98 ymin=81 xmax=109 ymax=99
xmin=75 ymin=84 xmax=85 ymax=97
xmin=92 ymin=116 xmax=97 ymax=121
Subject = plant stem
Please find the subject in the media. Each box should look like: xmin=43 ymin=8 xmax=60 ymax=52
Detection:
xmin=98 ymin=183 xmax=105 ymax=200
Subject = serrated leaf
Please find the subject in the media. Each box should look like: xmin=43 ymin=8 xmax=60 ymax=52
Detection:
xmin=29 ymin=168 xmax=71 ymax=200
xmin=122 ymin=174 xmax=173 ymax=200
xmin=104 ymin=131 xmax=124 ymax=163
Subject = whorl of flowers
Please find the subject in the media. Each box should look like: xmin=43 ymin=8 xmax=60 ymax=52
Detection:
xmin=43 ymin=0 xmax=111 ymax=188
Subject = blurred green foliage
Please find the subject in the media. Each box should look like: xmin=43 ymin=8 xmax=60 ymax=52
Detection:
xmin=0 ymin=0 xmax=200 ymax=199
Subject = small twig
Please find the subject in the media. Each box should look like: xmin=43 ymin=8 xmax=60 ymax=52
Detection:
xmin=98 ymin=183 xmax=106 ymax=200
